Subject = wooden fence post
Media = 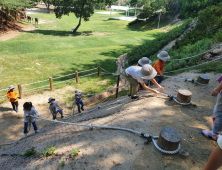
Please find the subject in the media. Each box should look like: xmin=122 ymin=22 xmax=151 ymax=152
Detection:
xmin=98 ymin=66 xmax=100 ymax=77
xmin=76 ymin=71 xmax=79 ymax=83
xmin=49 ymin=77 xmax=53 ymax=91
xmin=116 ymin=75 xmax=120 ymax=98
xmin=18 ymin=84 xmax=22 ymax=99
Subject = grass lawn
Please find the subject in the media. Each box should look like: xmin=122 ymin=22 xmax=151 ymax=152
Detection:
xmin=0 ymin=10 xmax=166 ymax=99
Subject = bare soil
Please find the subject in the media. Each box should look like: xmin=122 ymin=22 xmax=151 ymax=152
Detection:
xmin=0 ymin=71 xmax=221 ymax=170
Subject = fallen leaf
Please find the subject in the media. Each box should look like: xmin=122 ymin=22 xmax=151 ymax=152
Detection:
xmin=113 ymin=161 xmax=120 ymax=166
xmin=191 ymin=160 xmax=195 ymax=164
xmin=213 ymin=141 xmax=218 ymax=146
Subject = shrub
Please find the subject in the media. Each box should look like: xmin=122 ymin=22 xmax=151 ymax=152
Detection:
xmin=22 ymin=146 xmax=36 ymax=157
xmin=41 ymin=145 xmax=56 ymax=157
xmin=71 ymin=148 xmax=80 ymax=157
xmin=127 ymin=18 xmax=192 ymax=65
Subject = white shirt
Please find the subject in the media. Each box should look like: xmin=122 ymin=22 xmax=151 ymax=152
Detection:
xmin=125 ymin=66 xmax=144 ymax=84
xmin=24 ymin=106 xmax=39 ymax=123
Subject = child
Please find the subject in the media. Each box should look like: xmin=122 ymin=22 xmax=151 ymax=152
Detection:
xmin=23 ymin=102 xmax=39 ymax=138
xmin=7 ymin=85 xmax=19 ymax=112
xmin=152 ymin=51 xmax=170 ymax=84
xmin=48 ymin=97 xmax=64 ymax=120
xmin=204 ymin=135 xmax=222 ymax=170
xmin=201 ymin=75 xmax=222 ymax=141
xmin=136 ymin=57 xmax=152 ymax=91
xmin=75 ymin=89 xmax=84 ymax=113
xmin=123 ymin=64 xmax=164 ymax=100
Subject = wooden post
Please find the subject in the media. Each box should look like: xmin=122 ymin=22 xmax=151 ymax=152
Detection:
xmin=76 ymin=71 xmax=79 ymax=83
xmin=116 ymin=75 xmax=120 ymax=98
xmin=49 ymin=77 xmax=53 ymax=91
xmin=98 ymin=66 xmax=100 ymax=77
xmin=157 ymin=128 xmax=181 ymax=151
xmin=197 ymin=74 xmax=210 ymax=84
xmin=176 ymin=89 xmax=192 ymax=103
xmin=18 ymin=84 xmax=22 ymax=99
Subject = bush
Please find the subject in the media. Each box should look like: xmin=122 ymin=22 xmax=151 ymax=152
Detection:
xmin=128 ymin=19 xmax=144 ymax=26
xmin=127 ymin=18 xmax=192 ymax=65
xmin=41 ymin=145 xmax=56 ymax=157
xmin=22 ymin=146 xmax=36 ymax=157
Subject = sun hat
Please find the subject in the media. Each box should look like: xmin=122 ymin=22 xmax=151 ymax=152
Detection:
xmin=8 ymin=85 xmax=15 ymax=91
xmin=157 ymin=51 xmax=170 ymax=61
xmin=137 ymin=64 xmax=157 ymax=79
xmin=138 ymin=57 xmax=152 ymax=66
xmin=48 ymin=97 xmax=55 ymax=103
xmin=75 ymin=89 xmax=81 ymax=95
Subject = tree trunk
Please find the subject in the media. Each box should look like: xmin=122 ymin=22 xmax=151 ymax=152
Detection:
xmin=5 ymin=8 xmax=8 ymax=25
xmin=197 ymin=74 xmax=210 ymax=85
xmin=47 ymin=3 xmax=50 ymax=13
xmin=176 ymin=89 xmax=192 ymax=103
xmin=73 ymin=16 xmax=82 ymax=33
xmin=157 ymin=128 xmax=181 ymax=151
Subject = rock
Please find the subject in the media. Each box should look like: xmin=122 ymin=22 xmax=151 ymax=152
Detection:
xmin=179 ymin=150 xmax=189 ymax=159
xmin=113 ymin=161 xmax=120 ymax=166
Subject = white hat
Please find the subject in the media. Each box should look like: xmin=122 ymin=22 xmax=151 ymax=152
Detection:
xmin=138 ymin=57 xmax=152 ymax=66
xmin=48 ymin=97 xmax=55 ymax=103
xmin=75 ymin=89 xmax=81 ymax=95
xmin=136 ymin=64 xmax=157 ymax=79
xmin=8 ymin=85 xmax=14 ymax=91
xmin=157 ymin=51 xmax=170 ymax=61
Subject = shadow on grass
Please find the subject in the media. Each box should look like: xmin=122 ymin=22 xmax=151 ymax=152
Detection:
xmin=26 ymin=30 xmax=94 ymax=37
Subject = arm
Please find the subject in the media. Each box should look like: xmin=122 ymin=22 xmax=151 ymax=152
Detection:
xmin=211 ymin=81 xmax=222 ymax=96
xmin=141 ymin=83 xmax=159 ymax=94
xmin=203 ymin=146 xmax=222 ymax=170
xmin=150 ymin=78 xmax=164 ymax=91
xmin=57 ymin=104 xmax=63 ymax=110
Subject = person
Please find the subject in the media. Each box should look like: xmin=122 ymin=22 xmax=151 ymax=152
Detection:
xmin=75 ymin=89 xmax=84 ymax=113
xmin=7 ymin=85 xmax=19 ymax=112
xmin=203 ymin=135 xmax=222 ymax=170
xmin=23 ymin=102 xmax=39 ymax=138
xmin=124 ymin=64 xmax=164 ymax=100
xmin=136 ymin=57 xmax=152 ymax=91
xmin=201 ymin=75 xmax=222 ymax=141
xmin=48 ymin=97 xmax=64 ymax=121
xmin=150 ymin=51 xmax=170 ymax=85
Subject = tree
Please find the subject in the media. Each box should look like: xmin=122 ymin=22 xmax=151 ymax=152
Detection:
xmin=137 ymin=5 xmax=154 ymax=21
xmin=42 ymin=0 xmax=53 ymax=12
xmin=52 ymin=0 xmax=114 ymax=33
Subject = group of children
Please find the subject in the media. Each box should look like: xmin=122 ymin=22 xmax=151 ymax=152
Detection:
xmin=7 ymin=85 xmax=84 ymax=139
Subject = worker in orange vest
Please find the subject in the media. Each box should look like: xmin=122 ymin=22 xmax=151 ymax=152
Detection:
xmin=7 ymin=85 xmax=19 ymax=112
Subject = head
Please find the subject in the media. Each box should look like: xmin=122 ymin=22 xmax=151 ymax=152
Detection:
xmin=138 ymin=57 xmax=152 ymax=67
xmin=23 ymin=102 xmax=32 ymax=111
xmin=136 ymin=64 xmax=157 ymax=80
xmin=48 ymin=97 xmax=55 ymax=104
xmin=8 ymin=85 xmax=14 ymax=92
xmin=75 ymin=89 xmax=81 ymax=95
xmin=157 ymin=51 xmax=170 ymax=61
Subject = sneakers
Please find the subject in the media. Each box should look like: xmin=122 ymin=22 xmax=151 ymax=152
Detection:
xmin=61 ymin=115 xmax=64 ymax=119
xmin=201 ymin=129 xmax=219 ymax=141
xmin=23 ymin=133 xmax=27 ymax=139
xmin=35 ymin=130 xmax=40 ymax=133
xmin=131 ymin=95 xmax=139 ymax=100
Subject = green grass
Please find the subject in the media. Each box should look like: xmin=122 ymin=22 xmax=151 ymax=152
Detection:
xmin=0 ymin=10 xmax=165 ymax=99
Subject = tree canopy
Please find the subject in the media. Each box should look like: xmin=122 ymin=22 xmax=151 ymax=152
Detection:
xmin=52 ymin=0 xmax=115 ymax=33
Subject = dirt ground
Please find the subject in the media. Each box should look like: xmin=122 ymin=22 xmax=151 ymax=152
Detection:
xmin=0 ymin=70 xmax=221 ymax=170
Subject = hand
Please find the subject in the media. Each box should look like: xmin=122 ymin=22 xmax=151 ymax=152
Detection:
xmin=211 ymin=89 xmax=219 ymax=96
xmin=159 ymin=86 xmax=164 ymax=91
xmin=13 ymin=97 xmax=17 ymax=99
xmin=153 ymin=89 xmax=159 ymax=94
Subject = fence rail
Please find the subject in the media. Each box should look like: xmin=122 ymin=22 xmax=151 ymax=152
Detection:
xmin=0 ymin=66 xmax=118 ymax=99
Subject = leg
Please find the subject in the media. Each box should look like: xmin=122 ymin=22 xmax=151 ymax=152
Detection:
xmin=11 ymin=102 xmax=15 ymax=111
xmin=80 ymin=101 xmax=84 ymax=111
xmin=124 ymin=74 xmax=139 ymax=97
xmin=15 ymin=101 xmax=19 ymax=112
xmin=76 ymin=103 xmax=81 ymax=113
xmin=53 ymin=113 xmax=57 ymax=120
xmin=24 ymin=122 xmax=28 ymax=134
xmin=156 ymin=76 xmax=163 ymax=84
xmin=57 ymin=108 xmax=64 ymax=118
xmin=32 ymin=121 xmax=38 ymax=131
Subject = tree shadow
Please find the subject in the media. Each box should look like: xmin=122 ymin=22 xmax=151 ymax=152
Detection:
xmin=0 ymin=106 xmax=13 ymax=112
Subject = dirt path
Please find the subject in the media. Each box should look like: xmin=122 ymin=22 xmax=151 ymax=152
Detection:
xmin=0 ymin=71 xmax=221 ymax=170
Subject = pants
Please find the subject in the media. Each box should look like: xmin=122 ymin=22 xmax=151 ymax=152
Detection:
xmin=11 ymin=101 xmax=18 ymax=111
xmin=76 ymin=101 xmax=84 ymax=113
xmin=24 ymin=121 xmax=38 ymax=134
xmin=123 ymin=74 xmax=139 ymax=97
xmin=212 ymin=93 xmax=222 ymax=134
xmin=53 ymin=108 xmax=63 ymax=120
xmin=147 ymin=75 xmax=164 ymax=85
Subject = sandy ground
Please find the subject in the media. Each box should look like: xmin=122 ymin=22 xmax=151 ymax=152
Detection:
xmin=0 ymin=70 xmax=222 ymax=170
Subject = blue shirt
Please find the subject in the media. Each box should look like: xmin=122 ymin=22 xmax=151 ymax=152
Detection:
xmin=75 ymin=93 xmax=82 ymax=103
